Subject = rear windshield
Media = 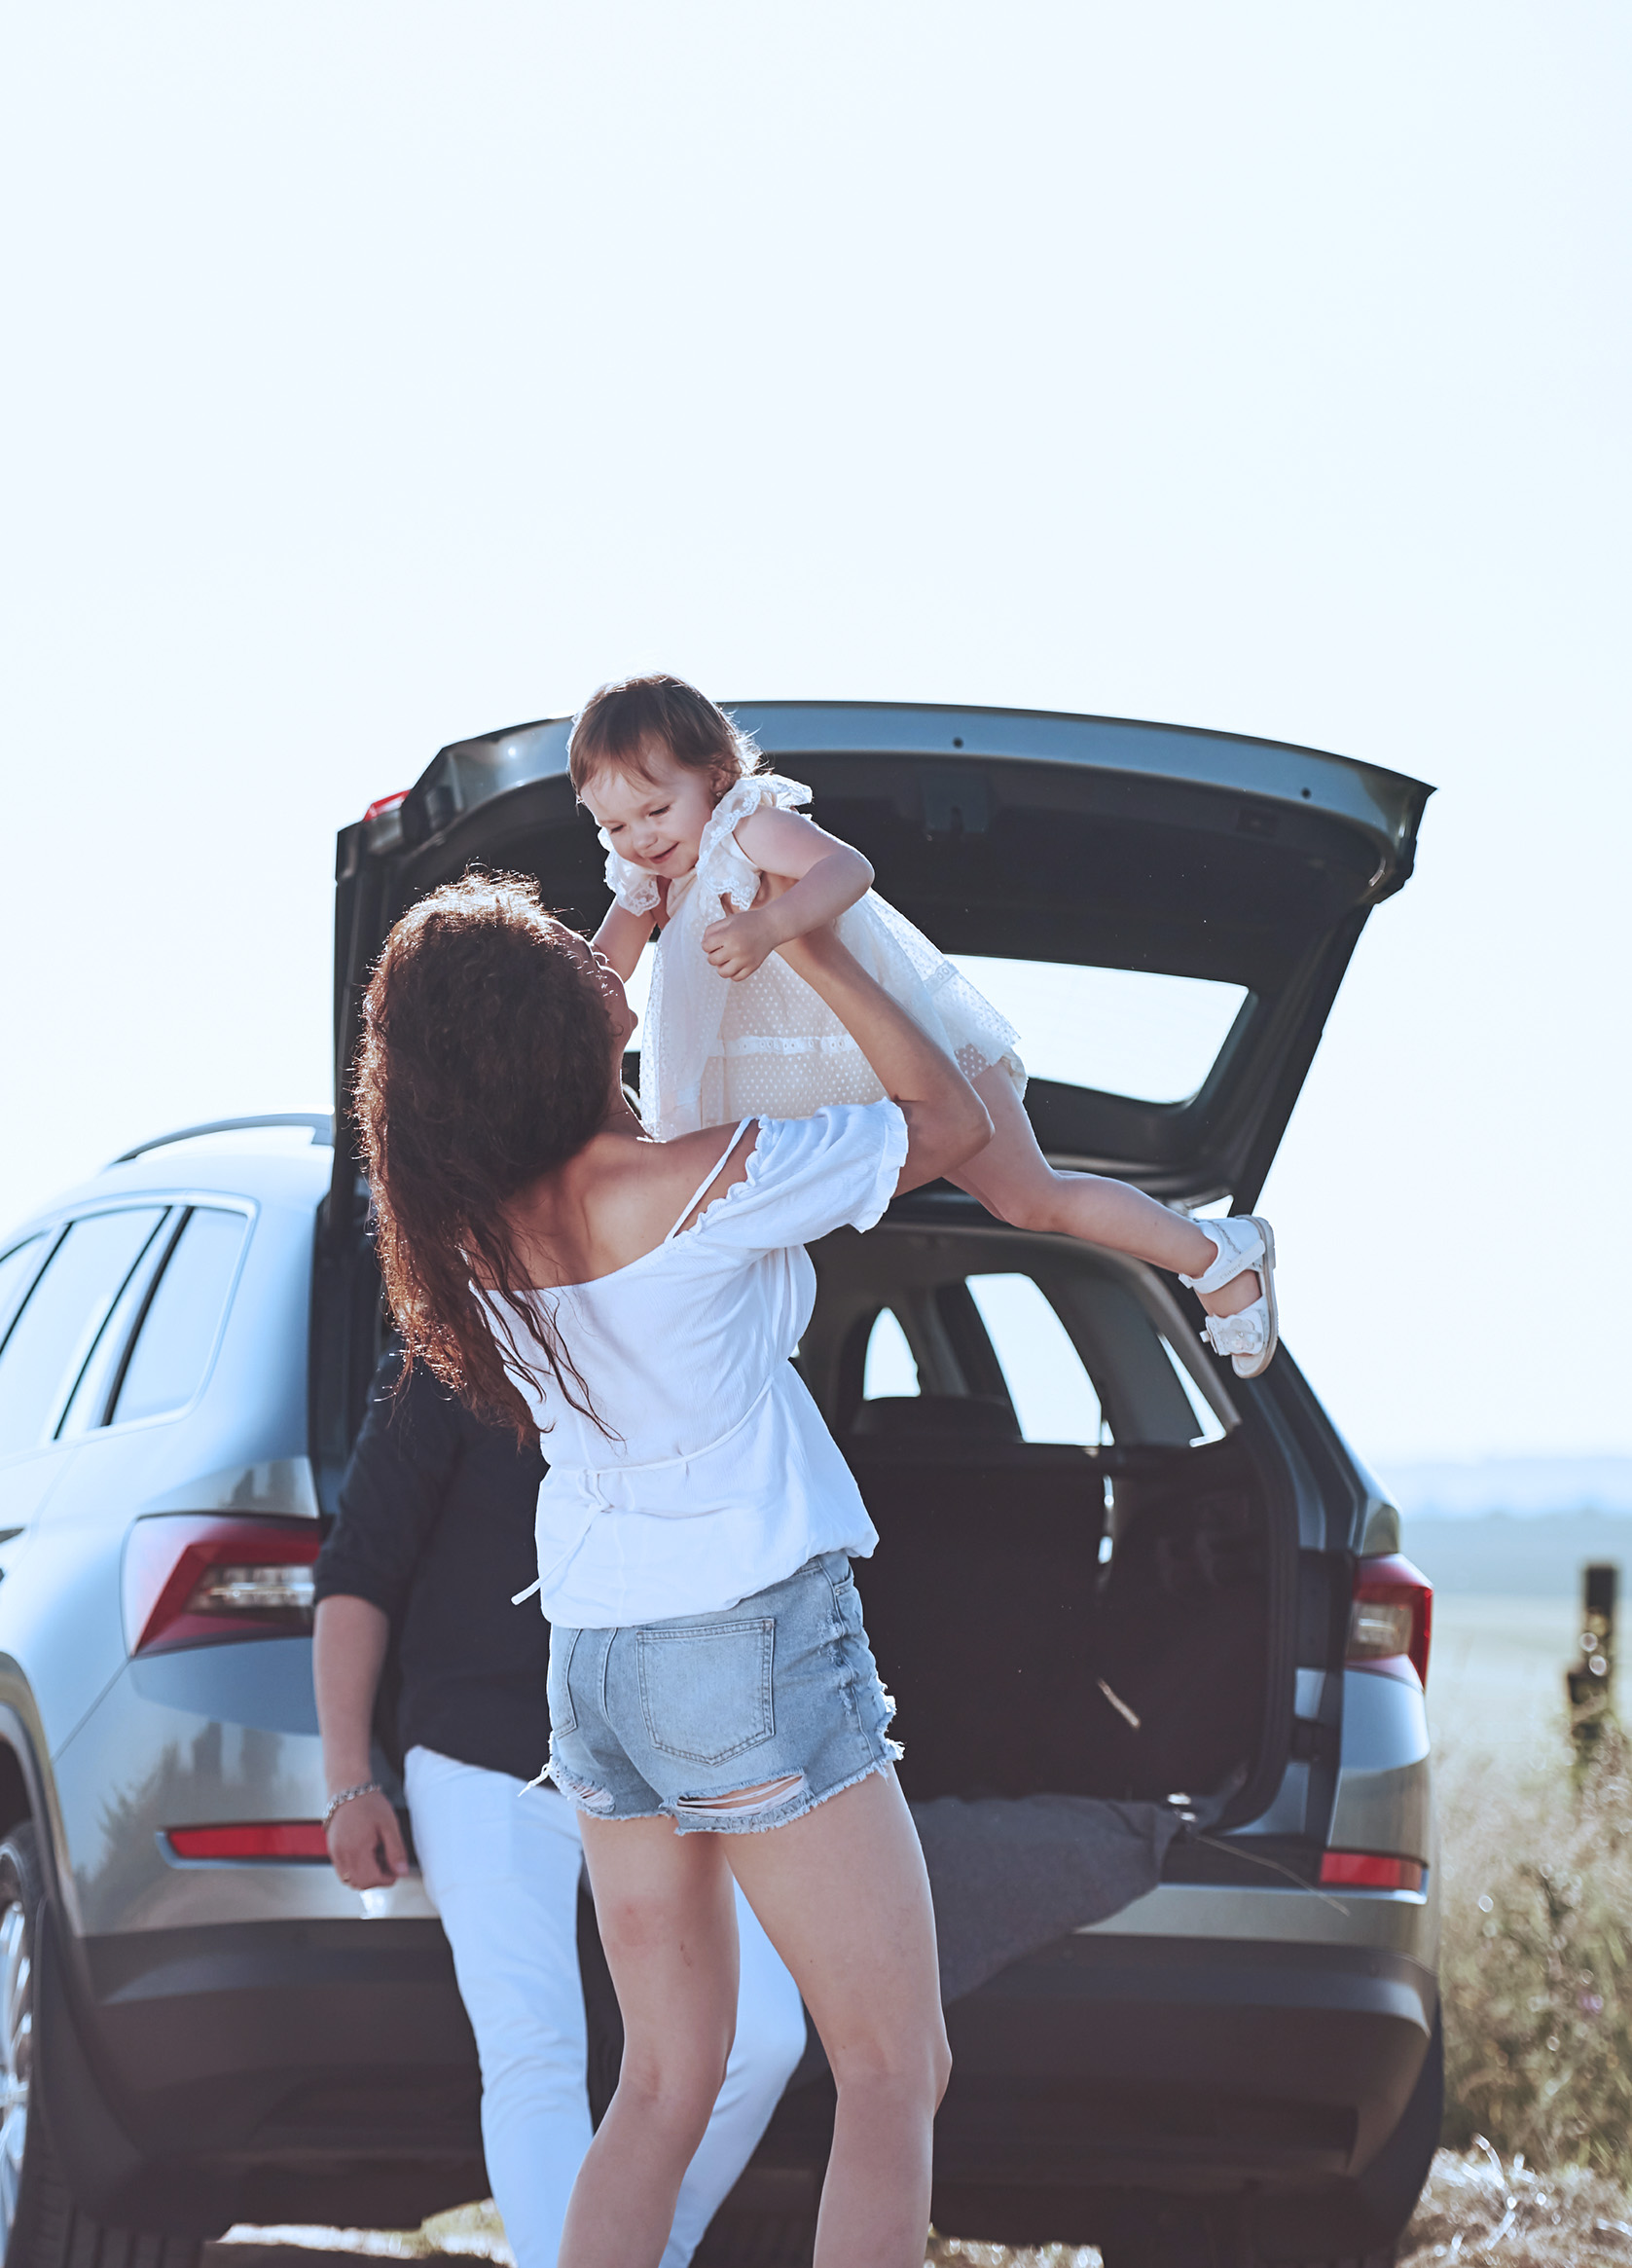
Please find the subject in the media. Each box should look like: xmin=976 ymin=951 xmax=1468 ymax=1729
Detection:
xmin=622 ymin=946 xmax=1245 ymax=1106
xmin=950 ymin=957 xmax=1248 ymax=1102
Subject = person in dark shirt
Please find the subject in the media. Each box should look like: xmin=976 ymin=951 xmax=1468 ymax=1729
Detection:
xmin=312 ymin=1352 xmax=806 ymax=2268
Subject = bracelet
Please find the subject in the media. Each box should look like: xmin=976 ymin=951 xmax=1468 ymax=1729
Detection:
xmin=322 ymin=1780 xmax=382 ymax=1831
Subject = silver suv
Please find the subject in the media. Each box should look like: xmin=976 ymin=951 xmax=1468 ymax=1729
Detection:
xmin=0 ymin=704 xmax=1437 ymax=2268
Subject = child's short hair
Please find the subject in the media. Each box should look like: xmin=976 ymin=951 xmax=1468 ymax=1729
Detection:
xmin=567 ymin=675 xmax=760 ymax=802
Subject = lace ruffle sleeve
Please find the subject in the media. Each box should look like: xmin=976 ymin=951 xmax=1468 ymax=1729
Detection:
xmin=696 ymin=773 xmax=814 ymax=917
xmin=690 ymin=1101 xmax=909 ymax=1252
xmin=599 ymin=834 xmax=662 ymax=917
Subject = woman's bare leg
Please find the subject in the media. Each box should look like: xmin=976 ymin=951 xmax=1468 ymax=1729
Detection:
xmin=725 ymin=1768 xmax=950 ymax=2268
xmin=954 ymin=1068 xmax=1261 ymax=1320
xmin=562 ymin=1815 xmax=740 ymax=2268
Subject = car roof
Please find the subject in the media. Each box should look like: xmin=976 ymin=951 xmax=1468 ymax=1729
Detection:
xmin=3 ymin=1130 xmax=334 ymax=1244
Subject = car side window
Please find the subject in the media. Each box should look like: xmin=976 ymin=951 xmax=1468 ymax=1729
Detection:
xmin=57 ymin=1216 xmax=180 ymax=1439
xmin=965 ymin=1272 xmax=1108 ymax=1445
xmin=0 ymin=1211 xmax=168 ymax=1459
xmin=0 ymin=1237 xmax=50 ymax=1353
xmin=111 ymin=1208 xmax=249 ymax=1425
xmin=861 ymin=1308 xmax=920 ymax=1401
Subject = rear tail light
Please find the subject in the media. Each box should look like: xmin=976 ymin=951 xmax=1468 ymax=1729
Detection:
xmin=124 ymin=1515 xmax=321 ymax=1656
xmin=166 ymin=1823 xmax=328 ymax=1860
xmin=1347 ymin=1553 xmax=1433 ymax=1688
xmin=362 ymin=791 xmax=410 ymax=823
xmin=1320 ymin=1850 xmax=1425 ymax=1891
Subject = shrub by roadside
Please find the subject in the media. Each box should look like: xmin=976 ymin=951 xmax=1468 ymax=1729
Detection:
xmin=1437 ymin=1727 xmax=1632 ymax=2177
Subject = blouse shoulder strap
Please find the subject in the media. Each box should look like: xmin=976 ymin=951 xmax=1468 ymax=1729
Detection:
xmin=662 ymin=1116 xmax=757 ymax=1242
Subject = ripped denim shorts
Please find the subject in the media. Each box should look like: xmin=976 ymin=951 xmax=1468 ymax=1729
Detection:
xmin=545 ymin=1552 xmax=901 ymax=1835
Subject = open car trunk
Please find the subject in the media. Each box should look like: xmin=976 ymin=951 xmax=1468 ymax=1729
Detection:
xmin=330 ymin=701 xmax=1433 ymax=1210
xmin=800 ymin=1213 xmax=1279 ymax=1817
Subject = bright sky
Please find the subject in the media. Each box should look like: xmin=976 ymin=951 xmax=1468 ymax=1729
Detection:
xmin=2 ymin=4 xmax=1627 ymax=1466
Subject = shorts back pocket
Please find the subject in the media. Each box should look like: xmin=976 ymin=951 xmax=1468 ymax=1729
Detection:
xmin=547 ymin=1627 xmax=582 ymax=1738
xmin=637 ymin=1620 xmax=776 ymax=1765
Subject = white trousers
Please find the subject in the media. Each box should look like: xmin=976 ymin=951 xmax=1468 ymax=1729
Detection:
xmin=405 ymin=1745 xmax=808 ymax=2268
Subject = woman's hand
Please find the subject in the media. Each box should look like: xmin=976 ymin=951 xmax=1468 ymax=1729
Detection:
xmin=772 ymin=922 xmax=992 ymax=1191
xmin=325 ymin=1788 xmax=409 ymax=1890
xmin=702 ymin=871 xmax=799 ymax=979
xmin=718 ymin=813 xmax=871 ymax=966
xmin=702 ymin=905 xmax=778 ymax=980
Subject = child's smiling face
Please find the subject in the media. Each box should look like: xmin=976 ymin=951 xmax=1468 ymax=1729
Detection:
xmin=579 ymin=745 xmax=720 ymax=878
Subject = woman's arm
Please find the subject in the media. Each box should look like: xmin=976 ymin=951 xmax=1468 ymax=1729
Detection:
xmin=592 ymin=898 xmax=659 ymax=984
xmin=774 ymin=923 xmax=992 ymax=1192
xmin=701 ymin=807 xmax=872 ymax=981
xmin=314 ymin=1594 xmax=409 ymax=1888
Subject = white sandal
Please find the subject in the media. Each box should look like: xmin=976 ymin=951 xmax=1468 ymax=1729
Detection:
xmin=1179 ymin=1216 xmax=1279 ymax=1380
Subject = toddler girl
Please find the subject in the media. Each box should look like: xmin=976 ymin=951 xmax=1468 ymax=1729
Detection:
xmin=572 ymin=674 xmax=1279 ymax=1375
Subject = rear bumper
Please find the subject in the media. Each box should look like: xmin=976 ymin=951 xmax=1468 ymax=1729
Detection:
xmin=936 ymin=1928 xmax=1439 ymax=2256
xmin=939 ymin=1928 xmax=1433 ymax=2177
xmin=36 ymin=1903 xmax=485 ymax=2232
xmin=741 ymin=1929 xmax=1437 ymax=2253
xmin=39 ymin=1906 xmax=1438 ymax=2250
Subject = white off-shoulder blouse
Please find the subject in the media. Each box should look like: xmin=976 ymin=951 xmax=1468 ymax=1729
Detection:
xmin=481 ymin=1100 xmax=908 ymax=1629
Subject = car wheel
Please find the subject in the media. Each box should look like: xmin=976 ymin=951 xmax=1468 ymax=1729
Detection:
xmin=0 ymin=1823 xmax=203 ymax=2268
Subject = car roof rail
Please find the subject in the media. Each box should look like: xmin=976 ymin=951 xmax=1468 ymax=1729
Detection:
xmin=108 ymin=1114 xmax=335 ymax=1167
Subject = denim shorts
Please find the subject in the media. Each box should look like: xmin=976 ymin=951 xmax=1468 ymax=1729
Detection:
xmin=545 ymin=1552 xmax=901 ymax=1835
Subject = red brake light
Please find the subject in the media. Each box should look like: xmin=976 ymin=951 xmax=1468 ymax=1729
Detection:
xmin=1348 ymin=1553 xmax=1433 ymax=1688
xmin=1320 ymin=1850 xmax=1425 ymax=1891
xmin=167 ymin=1823 xmax=328 ymax=1860
xmin=124 ymin=1515 xmax=321 ymax=1656
xmin=363 ymin=791 xmax=410 ymax=823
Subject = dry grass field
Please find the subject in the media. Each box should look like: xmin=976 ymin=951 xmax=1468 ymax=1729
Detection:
xmin=1431 ymin=1597 xmax=1632 ymax=2178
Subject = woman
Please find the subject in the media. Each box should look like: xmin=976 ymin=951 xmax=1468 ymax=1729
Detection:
xmin=352 ymin=870 xmax=993 ymax=2268
xmin=312 ymin=1343 xmax=807 ymax=2268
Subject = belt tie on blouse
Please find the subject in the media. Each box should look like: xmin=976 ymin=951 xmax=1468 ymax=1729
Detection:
xmin=511 ymin=1377 xmax=778 ymax=1609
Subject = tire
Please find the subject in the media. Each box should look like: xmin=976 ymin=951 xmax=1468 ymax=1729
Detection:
xmin=0 ymin=1823 xmax=203 ymax=2268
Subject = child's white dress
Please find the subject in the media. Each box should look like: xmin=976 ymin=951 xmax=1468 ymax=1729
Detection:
xmin=602 ymin=772 xmax=1027 ymax=1142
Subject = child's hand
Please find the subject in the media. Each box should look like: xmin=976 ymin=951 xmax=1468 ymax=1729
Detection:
xmin=702 ymin=907 xmax=778 ymax=981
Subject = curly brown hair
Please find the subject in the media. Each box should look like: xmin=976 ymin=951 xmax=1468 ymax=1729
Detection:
xmin=351 ymin=870 xmax=615 ymax=1439
xmin=567 ymin=672 xmax=761 ymax=802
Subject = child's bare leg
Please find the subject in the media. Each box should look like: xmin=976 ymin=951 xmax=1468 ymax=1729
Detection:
xmin=953 ymin=1069 xmax=1259 ymax=1320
